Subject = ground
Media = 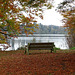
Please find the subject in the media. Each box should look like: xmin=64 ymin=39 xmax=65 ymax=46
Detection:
xmin=0 ymin=50 xmax=75 ymax=75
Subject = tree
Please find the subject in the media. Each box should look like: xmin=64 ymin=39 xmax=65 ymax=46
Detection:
xmin=0 ymin=0 xmax=53 ymax=44
xmin=57 ymin=0 xmax=75 ymax=48
xmin=58 ymin=0 xmax=75 ymax=33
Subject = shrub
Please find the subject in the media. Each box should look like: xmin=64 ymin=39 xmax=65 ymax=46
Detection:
xmin=70 ymin=47 xmax=75 ymax=50
xmin=53 ymin=47 xmax=60 ymax=53
xmin=54 ymin=47 xmax=60 ymax=50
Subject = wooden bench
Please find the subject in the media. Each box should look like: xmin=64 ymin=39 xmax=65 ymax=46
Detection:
xmin=25 ymin=42 xmax=55 ymax=55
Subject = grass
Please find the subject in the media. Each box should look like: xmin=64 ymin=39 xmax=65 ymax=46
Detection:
xmin=54 ymin=47 xmax=60 ymax=50
xmin=70 ymin=47 xmax=75 ymax=50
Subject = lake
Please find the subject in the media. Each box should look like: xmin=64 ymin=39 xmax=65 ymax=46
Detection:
xmin=1 ymin=34 xmax=69 ymax=51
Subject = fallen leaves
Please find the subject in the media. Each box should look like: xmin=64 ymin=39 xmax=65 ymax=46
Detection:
xmin=0 ymin=50 xmax=75 ymax=75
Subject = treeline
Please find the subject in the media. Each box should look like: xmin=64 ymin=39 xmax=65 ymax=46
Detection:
xmin=34 ymin=23 xmax=67 ymax=34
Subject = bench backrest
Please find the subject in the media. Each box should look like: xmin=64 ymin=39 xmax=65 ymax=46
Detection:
xmin=28 ymin=42 xmax=55 ymax=50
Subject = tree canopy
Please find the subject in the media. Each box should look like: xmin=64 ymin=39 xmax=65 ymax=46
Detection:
xmin=0 ymin=0 xmax=53 ymax=43
xmin=58 ymin=0 xmax=75 ymax=34
xmin=58 ymin=0 xmax=75 ymax=48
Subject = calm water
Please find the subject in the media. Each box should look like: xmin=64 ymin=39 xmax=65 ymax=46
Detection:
xmin=1 ymin=34 xmax=69 ymax=51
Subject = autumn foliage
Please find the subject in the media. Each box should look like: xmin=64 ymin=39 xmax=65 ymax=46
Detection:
xmin=0 ymin=0 xmax=53 ymax=43
xmin=58 ymin=0 xmax=75 ymax=33
xmin=58 ymin=0 xmax=75 ymax=48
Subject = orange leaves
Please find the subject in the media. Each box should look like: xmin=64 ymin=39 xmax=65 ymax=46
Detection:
xmin=61 ymin=9 xmax=75 ymax=34
xmin=33 ymin=20 xmax=37 ymax=22
xmin=58 ymin=1 xmax=75 ymax=35
xmin=25 ymin=17 xmax=31 ymax=22
xmin=0 ymin=10 xmax=4 ymax=18
xmin=24 ymin=31 xmax=27 ymax=34
xmin=28 ymin=32 xmax=33 ymax=34
xmin=0 ymin=0 xmax=53 ymax=44
xmin=0 ymin=14 xmax=3 ymax=18
xmin=0 ymin=51 xmax=75 ymax=74
xmin=9 ymin=5 xmax=14 ymax=9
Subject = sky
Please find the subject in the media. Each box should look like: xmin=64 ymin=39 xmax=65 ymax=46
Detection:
xmin=37 ymin=0 xmax=64 ymax=26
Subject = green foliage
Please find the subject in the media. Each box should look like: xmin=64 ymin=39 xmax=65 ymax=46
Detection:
xmin=53 ymin=49 xmax=56 ymax=53
xmin=70 ymin=47 xmax=75 ymax=50
xmin=54 ymin=47 xmax=60 ymax=50
xmin=53 ymin=47 xmax=60 ymax=53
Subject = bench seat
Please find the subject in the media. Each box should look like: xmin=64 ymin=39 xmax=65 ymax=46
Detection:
xmin=25 ymin=42 xmax=55 ymax=55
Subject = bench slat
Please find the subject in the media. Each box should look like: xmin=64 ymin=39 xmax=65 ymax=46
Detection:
xmin=30 ymin=43 xmax=54 ymax=45
xmin=29 ymin=45 xmax=54 ymax=47
xmin=29 ymin=46 xmax=53 ymax=49
xmin=25 ymin=42 xmax=55 ymax=54
xmin=29 ymin=48 xmax=53 ymax=50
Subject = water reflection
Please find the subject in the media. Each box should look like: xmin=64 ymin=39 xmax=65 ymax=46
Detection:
xmin=4 ymin=34 xmax=69 ymax=51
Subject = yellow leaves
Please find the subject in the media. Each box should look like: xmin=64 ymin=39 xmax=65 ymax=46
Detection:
xmin=66 ymin=11 xmax=71 ymax=15
xmin=47 ymin=3 xmax=53 ymax=9
xmin=28 ymin=32 xmax=33 ymax=34
xmin=62 ymin=14 xmax=67 ymax=18
xmin=33 ymin=20 xmax=37 ymax=22
xmin=0 ymin=33 xmax=6 ymax=43
xmin=0 ymin=0 xmax=53 ymax=44
xmin=25 ymin=17 xmax=30 ymax=23
xmin=0 ymin=40 xmax=6 ymax=44
xmin=0 ymin=33 xmax=5 ymax=39
xmin=21 ymin=15 xmax=31 ymax=23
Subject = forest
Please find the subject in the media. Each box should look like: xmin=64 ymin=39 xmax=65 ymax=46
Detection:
xmin=34 ymin=23 xmax=67 ymax=34
xmin=21 ymin=23 xmax=67 ymax=34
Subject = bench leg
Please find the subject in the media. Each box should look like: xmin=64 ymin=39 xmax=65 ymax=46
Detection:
xmin=25 ymin=50 xmax=26 ymax=54
xmin=53 ymin=47 xmax=56 ymax=53
xmin=51 ymin=49 xmax=52 ymax=53
xmin=26 ymin=47 xmax=29 ymax=55
xmin=24 ymin=47 xmax=27 ymax=54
